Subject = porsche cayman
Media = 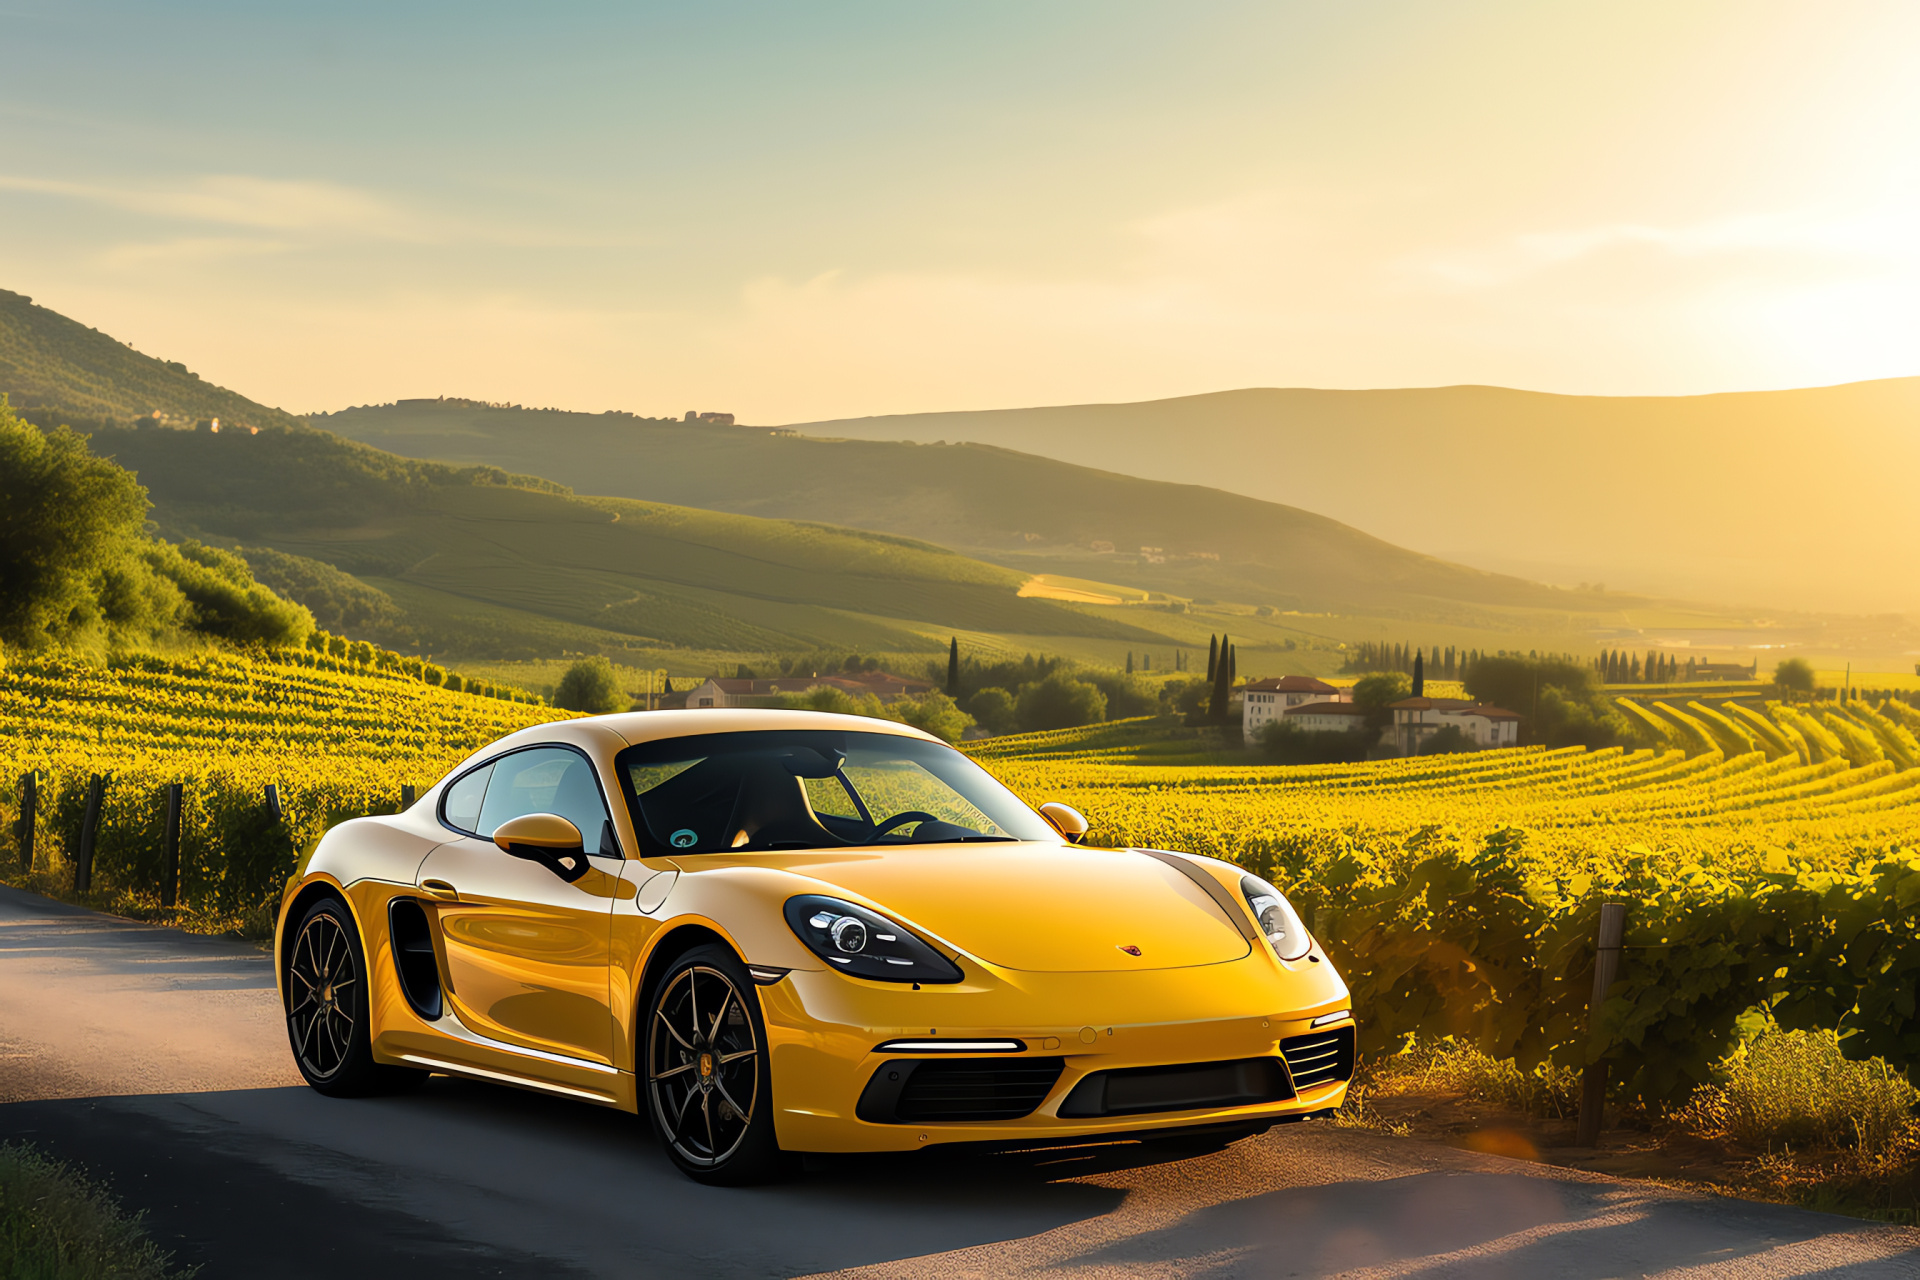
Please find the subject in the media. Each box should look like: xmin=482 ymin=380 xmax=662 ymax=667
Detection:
xmin=275 ymin=709 xmax=1355 ymax=1183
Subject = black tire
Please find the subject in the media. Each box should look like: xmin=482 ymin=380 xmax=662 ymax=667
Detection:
xmin=644 ymin=944 xmax=786 ymax=1184
xmin=284 ymin=896 xmax=427 ymax=1098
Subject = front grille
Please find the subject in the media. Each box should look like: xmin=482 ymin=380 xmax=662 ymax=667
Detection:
xmin=1058 ymin=1056 xmax=1293 ymax=1118
xmin=1281 ymin=1026 xmax=1355 ymax=1091
xmin=857 ymin=1057 xmax=1065 ymax=1124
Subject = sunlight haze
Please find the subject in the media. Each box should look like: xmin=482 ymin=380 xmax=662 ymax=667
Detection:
xmin=0 ymin=0 xmax=1915 ymax=422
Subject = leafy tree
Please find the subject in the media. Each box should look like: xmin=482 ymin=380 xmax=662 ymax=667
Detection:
xmin=1466 ymin=654 xmax=1623 ymax=746
xmin=1352 ymin=671 xmax=1412 ymax=731
xmin=966 ymin=686 xmax=1018 ymax=734
xmin=148 ymin=541 xmax=313 ymax=647
xmin=1016 ymin=672 xmax=1107 ymax=731
xmin=1081 ymin=670 xmax=1157 ymax=719
xmin=1773 ymin=658 xmax=1815 ymax=700
xmin=554 ymin=656 xmax=625 ymax=713
xmin=0 ymin=395 xmax=149 ymax=649
xmin=893 ymin=689 xmax=974 ymax=744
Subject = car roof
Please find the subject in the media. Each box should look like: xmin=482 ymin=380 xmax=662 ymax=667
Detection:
xmin=564 ymin=707 xmax=942 ymax=750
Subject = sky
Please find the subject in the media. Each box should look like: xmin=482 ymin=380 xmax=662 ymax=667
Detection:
xmin=1 ymin=0 xmax=1916 ymax=423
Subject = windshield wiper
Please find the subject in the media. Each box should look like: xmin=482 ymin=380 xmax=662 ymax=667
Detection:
xmin=953 ymin=835 xmax=1017 ymax=842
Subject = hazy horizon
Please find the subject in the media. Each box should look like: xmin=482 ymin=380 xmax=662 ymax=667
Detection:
xmin=2 ymin=0 xmax=1916 ymax=423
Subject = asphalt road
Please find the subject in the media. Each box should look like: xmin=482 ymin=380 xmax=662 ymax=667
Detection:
xmin=4 ymin=884 xmax=1918 ymax=1279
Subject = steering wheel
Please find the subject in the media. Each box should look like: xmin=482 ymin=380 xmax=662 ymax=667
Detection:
xmin=870 ymin=811 xmax=938 ymax=840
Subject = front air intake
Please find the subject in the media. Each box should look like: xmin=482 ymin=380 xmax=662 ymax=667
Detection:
xmin=1280 ymin=1026 xmax=1355 ymax=1091
xmin=1058 ymin=1057 xmax=1294 ymax=1118
xmin=857 ymin=1057 xmax=1065 ymax=1123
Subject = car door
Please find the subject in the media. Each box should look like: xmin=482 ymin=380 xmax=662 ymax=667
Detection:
xmin=417 ymin=745 xmax=624 ymax=1065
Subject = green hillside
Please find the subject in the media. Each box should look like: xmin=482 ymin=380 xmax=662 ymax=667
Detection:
xmin=0 ymin=289 xmax=303 ymax=430
xmin=92 ymin=423 xmax=1162 ymax=661
xmin=315 ymin=399 xmax=1588 ymax=619
xmin=788 ymin=381 xmax=1920 ymax=616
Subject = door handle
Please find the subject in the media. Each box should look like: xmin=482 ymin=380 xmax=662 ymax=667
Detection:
xmin=420 ymin=879 xmax=459 ymax=901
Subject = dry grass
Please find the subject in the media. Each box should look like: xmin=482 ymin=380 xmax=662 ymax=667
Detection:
xmin=1361 ymin=1039 xmax=1581 ymax=1120
xmin=1677 ymin=1028 xmax=1920 ymax=1156
xmin=0 ymin=1142 xmax=192 ymax=1279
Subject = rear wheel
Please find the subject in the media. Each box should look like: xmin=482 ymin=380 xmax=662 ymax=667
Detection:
xmin=285 ymin=896 xmax=426 ymax=1097
xmin=644 ymin=945 xmax=785 ymax=1184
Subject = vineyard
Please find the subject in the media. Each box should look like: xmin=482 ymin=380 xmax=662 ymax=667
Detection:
xmin=971 ymin=697 xmax=1920 ymax=1104
xmin=5 ymin=655 xmax=1919 ymax=1112
xmin=0 ymin=649 xmax=568 ymax=923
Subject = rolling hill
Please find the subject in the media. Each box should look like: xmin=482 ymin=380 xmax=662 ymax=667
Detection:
xmin=788 ymin=381 xmax=1920 ymax=616
xmin=0 ymin=289 xmax=304 ymax=431
xmin=316 ymin=399 xmax=1601 ymax=620
xmin=91 ymin=423 xmax=1164 ymax=661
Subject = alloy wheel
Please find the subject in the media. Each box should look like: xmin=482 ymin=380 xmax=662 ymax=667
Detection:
xmin=288 ymin=910 xmax=358 ymax=1079
xmin=648 ymin=965 xmax=761 ymax=1168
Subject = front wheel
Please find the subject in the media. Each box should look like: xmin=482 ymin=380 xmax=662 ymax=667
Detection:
xmin=644 ymin=944 xmax=785 ymax=1184
xmin=284 ymin=896 xmax=426 ymax=1097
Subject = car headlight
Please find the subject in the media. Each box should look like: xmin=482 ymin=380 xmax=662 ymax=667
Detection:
xmin=1240 ymin=875 xmax=1313 ymax=961
xmin=783 ymin=895 xmax=964 ymax=984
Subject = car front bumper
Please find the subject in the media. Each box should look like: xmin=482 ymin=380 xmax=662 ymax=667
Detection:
xmin=758 ymin=947 xmax=1353 ymax=1153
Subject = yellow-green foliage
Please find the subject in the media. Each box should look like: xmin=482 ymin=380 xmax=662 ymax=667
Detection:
xmin=0 ymin=650 xmax=569 ymax=918
xmin=1678 ymin=1028 xmax=1920 ymax=1157
xmin=970 ymin=710 xmax=1920 ymax=1106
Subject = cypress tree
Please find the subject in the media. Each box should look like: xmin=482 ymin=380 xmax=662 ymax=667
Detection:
xmin=1210 ymin=633 xmax=1233 ymax=721
xmin=1413 ymin=651 xmax=1425 ymax=697
xmin=1207 ymin=635 xmax=1218 ymax=682
xmin=946 ymin=636 xmax=960 ymax=695
xmin=1228 ymin=643 xmax=1237 ymax=681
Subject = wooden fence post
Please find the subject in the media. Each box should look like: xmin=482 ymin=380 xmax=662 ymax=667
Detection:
xmin=400 ymin=784 xmax=417 ymax=811
xmin=161 ymin=783 xmax=183 ymax=909
xmin=264 ymin=784 xmax=282 ymax=823
xmin=1576 ymin=901 xmax=1628 ymax=1147
xmin=16 ymin=772 xmax=34 ymax=871
xmin=75 ymin=774 xmax=106 ymax=894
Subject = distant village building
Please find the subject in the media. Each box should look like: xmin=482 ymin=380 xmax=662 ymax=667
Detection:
xmin=684 ymin=411 xmax=737 ymax=426
xmin=1240 ymin=676 xmax=1348 ymax=744
xmin=1278 ymin=701 xmax=1373 ymax=735
xmin=1686 ymin=659 xmax=1760 ymax=680
xmin=1387 ymin=697 xmax=1521 ymax=754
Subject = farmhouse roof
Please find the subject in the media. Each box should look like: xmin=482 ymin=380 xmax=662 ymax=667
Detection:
xmin=1244 ymin=676 xmax=1339 ymax=693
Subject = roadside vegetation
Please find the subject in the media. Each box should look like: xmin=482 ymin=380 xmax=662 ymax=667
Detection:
xmin=0 ymin=1141 xmax=192 ymax=1279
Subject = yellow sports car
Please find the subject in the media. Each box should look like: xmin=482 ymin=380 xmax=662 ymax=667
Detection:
xmin=276 ymin=710 xmax=1354 ymax=1183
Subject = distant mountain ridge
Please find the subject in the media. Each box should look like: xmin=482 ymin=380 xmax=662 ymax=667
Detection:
xmin=787 ymin=380 xmax=1920 ymax=614
xmin=0 ymin=289 xmax=305 ymax=431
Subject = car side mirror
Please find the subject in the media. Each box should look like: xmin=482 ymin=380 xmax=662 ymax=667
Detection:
xmin=1038 ymin=802 xmax=1089 ymax=844
xmin=493 ymin=812 xmax=591 ymax=882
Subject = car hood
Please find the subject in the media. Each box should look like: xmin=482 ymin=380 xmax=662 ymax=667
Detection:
xmin=774 ymin=843 xmax=1252 ymax=972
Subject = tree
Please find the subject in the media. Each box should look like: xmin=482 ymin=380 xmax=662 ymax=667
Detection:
xmin=1206 ymin=635 xmax=1218 ymax=682
xmin=1209 ymin=633 xmax=1233 ymax=721
xmin=1352 ymin=670 xmax=1412 ymax=731
xmin=554 ymin=656 xmax=625 ymax=714
xmin=1773 ymin=658 xmax=1815 ymax=701
xmin=0 ymin=396 xmax=150 ymax=649
xmin=1412 ymin=651 xmax=1424 ymax=697
xmin=1016 ymin=672 xmax=1107 ymax=731
xmin=966 ymin=686 xmax=1018 ymax=734
xmin=946 ymin=636 xmax=960 ymax=694
xmin=1125 ymin=651 xmax=1134 ymax=675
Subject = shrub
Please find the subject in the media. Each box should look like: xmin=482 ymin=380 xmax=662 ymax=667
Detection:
xmin=1015 ymin=672 xmax=1107 ymax=731
xmin=0 ymin=1141 xmax=187 ymax=1279
xmin=966 ymin=687 xmax=1017 ymax=734
xmin=553 ymin=656 xmax=625 ymax=714
xmin=1678 ymin=1028 xmax=1920 ymax=1156
xmin=1257 ymin=719 xmax=1373 ymax=764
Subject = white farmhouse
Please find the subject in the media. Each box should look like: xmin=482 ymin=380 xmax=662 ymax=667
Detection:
xmin=1241 ymin=676 xmax=1347 ymax=745
xmin=1388 ymin=697 xmax=1522 ymax=754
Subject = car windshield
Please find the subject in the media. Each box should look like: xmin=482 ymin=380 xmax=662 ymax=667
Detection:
xmin=614 ymin=729 xmax=1060 ymax=855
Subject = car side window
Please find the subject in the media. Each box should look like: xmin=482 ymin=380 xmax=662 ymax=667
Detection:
xmin=441 ymin=763 xmax=493 ymax=833
xmin=476 ymin=747 xmax=620 ymax=857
